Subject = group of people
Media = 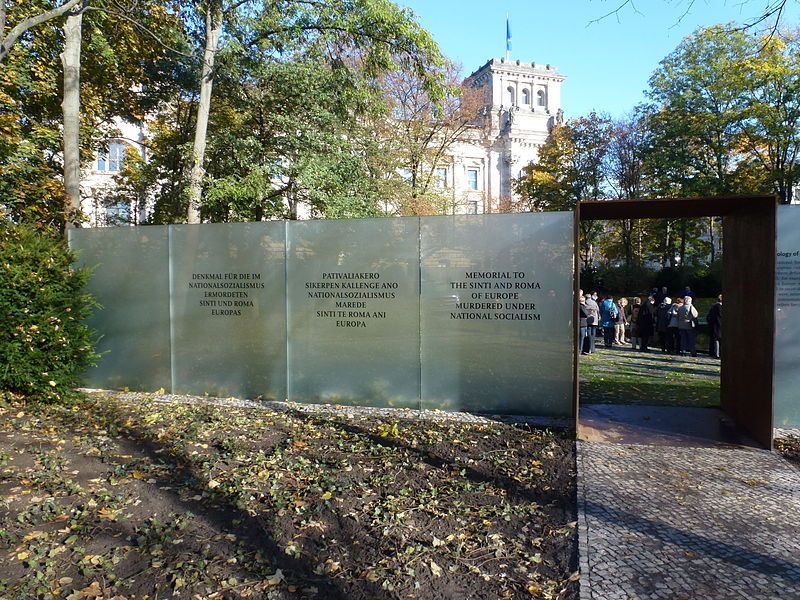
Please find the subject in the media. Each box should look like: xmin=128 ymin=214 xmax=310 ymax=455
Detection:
xmin=578 ymin=287 xmax=722 ymax=359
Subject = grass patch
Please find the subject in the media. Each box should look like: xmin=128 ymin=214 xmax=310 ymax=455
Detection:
xmin=579 ymin=345 xmax=720 ymax=408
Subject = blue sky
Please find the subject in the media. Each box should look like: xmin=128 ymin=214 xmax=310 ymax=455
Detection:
xmin=397 ymin=0 xmax=800 ymax=119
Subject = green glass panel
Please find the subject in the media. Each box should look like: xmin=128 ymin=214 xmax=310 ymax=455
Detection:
xmin=286 ymin=218 xmax=420 ymax=408
xmin=775 ymin=205 xmax=800 ymax=427
xmin=420 ymin=213 xmax=574 ymax=416
xmin=68 ymin=226 xmax=171 ymax=391
xmin=169 ymin=222 xmax=287 ymax=400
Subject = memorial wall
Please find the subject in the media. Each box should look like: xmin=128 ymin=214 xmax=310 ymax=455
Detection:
xmin=69 ymin=213 xmax=575 ymax=417
xmin=775 ymin=205 xmax=800 ymax=427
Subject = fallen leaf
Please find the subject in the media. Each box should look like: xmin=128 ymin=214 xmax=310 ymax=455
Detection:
xmin=267 ymin=569 xmax=285 ymax=586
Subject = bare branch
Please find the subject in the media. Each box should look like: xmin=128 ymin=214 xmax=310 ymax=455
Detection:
xmin=587 ymin=0 xmax=642 ymax=27
xmin=668 ymin=0 xmax=697 ymax=30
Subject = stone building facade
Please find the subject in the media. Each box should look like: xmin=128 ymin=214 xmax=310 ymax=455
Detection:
xmin=81 ymin=57 xmax=565 ymax=224
xmin=441 ymin=58 xmax=566 ymax=215
xmin=80 ymin=119 xmax=149 ymax=226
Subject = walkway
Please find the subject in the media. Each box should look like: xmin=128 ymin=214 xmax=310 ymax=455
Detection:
xmin=577 ymin=440 xmax=800 ymax=599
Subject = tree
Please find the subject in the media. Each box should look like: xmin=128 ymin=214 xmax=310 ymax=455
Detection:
xmin=515 ymin=112 xmax=611 ymax=267
xmin=0 ymin=0 xmax=83 ymax=62
xmin=199 ymin=59 xmax=385 ymax=221
xmin=373 ymin=61 xmax=481 ymax=215
xmin=739 ymin=30 xmax=800 ymax=203
xmin=0 ymin=0 xmax=189 ymax=229
xmin=184 ymin=0 xmax=446 ymax=223
xmin=186 ymin=0 xmax=221 ymax=223
xmin=591 ymin=0 xmax=792 ymax=34
xmin=61 ymin=8 xmax=83 ymax=225
xmin=603 ymin=114 xmax=647 ymax=269
xmin=646 ymin=25 xmax=751 ymax=197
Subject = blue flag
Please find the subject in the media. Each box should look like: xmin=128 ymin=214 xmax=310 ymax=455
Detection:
xmin=506 ymin=18 xmax=512 ymax=51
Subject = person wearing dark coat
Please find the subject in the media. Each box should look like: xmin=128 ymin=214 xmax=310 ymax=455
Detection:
xmin=707 ymin=294 xmax=722 ymax=359
xmin=655 ymin=296 xmax=672 ymax=353
xmin=637 ymin=295 xmax=656 ymax=352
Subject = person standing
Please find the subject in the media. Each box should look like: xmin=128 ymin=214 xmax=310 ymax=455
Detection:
xmin=614 ymin=297 xmax=628 ymax=345
xmin=600 ymin=294 xmax=618 ymax=348
xmin=677 ymin=296 xmax=699 ymax=357
xmin=584 ymin=293 xmax=600 ymax=355
xmin=629 ymin=297 xmax=642 ymax=350
xmin=578 ymin=295 xmax=590 ymax=356
xmin=637 ymin=295 xmax=656 ymax=352
xmin=666 ymin=297 xmax=682 ymax=354
xmin=656 ymin=296 xmax=672 ymax=353
xmin=707 ymin=294 xmax=722 ymax=359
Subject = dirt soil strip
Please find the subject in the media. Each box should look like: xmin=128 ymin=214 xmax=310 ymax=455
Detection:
xmin=0 ymin=391 xmax=579 ymax=599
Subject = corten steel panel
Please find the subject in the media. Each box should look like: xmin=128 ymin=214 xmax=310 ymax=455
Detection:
xmin=722 ymin=206 xmax=776 ymax=449
xmin=578 ymin=195 xmax=776 ymax=449
xmin=579 ymin=195 xmax=776 ymax=221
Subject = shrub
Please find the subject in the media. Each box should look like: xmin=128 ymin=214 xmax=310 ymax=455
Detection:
xmin=0 ymin=222 xmax=99 ymax=403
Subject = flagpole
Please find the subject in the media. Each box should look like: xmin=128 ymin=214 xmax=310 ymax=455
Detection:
xmin=505 ymin=13 xmax=511 ymax=61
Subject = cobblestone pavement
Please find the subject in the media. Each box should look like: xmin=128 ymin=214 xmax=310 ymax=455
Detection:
xmin=578 ymin=441 xmax=800 ymax=599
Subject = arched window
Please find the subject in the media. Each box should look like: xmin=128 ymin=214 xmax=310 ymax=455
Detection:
xmin=521 ymin=89 xmax=530 ymax=105
xmin=507 ymin=86 xmax=515 ymax=106
xmin=537 ymin=89 xmax=546 ymax=107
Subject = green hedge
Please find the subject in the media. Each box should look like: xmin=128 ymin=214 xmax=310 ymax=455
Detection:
xmin=0 ymin=223 xmax=99 ymax=402
xmin=581 ymin=261 xmax=723 ymax=298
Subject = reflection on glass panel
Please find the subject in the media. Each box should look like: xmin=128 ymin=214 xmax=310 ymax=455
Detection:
xmin=287 ymin=218 xmax=420 ymax=408
xmin=68 ymin=226 xmax=171 ymax=391
xmin=467 ymin=169 xmax=479 ymax=190
xmin=420 ymin=213 xmax=574 ymax=416
xmin=169 ymin=223 xmax=287 ymax=400
xmin=775 ymin=205 xmax=800 ymax=426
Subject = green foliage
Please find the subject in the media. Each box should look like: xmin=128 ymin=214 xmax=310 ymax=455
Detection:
xmin=136 ymin=0 xmax=449 ymax=222
xmin=643 ymin=25 xmax=800 ymax=203
xmin=0 ymin=222 xmax=99 ymax=403
xmin=581 ymin=260 xmax=722 ymax=298
xmin=738 ymin=31 xmax=800 ymax=203
xmin=515 ymin=113 xmax=612 ymax=267
xmin=515 ymin=113 xmax=612 ymax=212
xmin=0 ymin=0 xmax=192 ymax=228
xmin=645 ymin=24 xmax=750 ymax=196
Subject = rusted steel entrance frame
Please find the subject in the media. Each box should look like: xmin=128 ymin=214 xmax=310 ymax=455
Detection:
xmin=574 ymin=195 xmax=777 ymax=449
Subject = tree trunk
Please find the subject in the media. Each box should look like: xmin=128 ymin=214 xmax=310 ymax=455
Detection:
xmin=621 ymin=219 xmax=633 ymax=269
xmin=61 ymin=10 xmax=82 ymax=231
xmin=709 ymin=216 xmax=716 ymax=263
xmin=679 ymin=219 xmax=687 ymax=266
xmin=187 ymin=2 xmax=222 ymax=224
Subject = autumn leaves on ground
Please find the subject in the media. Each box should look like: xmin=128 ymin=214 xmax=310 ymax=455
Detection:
xmin=0 ymin=393 xmax=578 ymax=600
